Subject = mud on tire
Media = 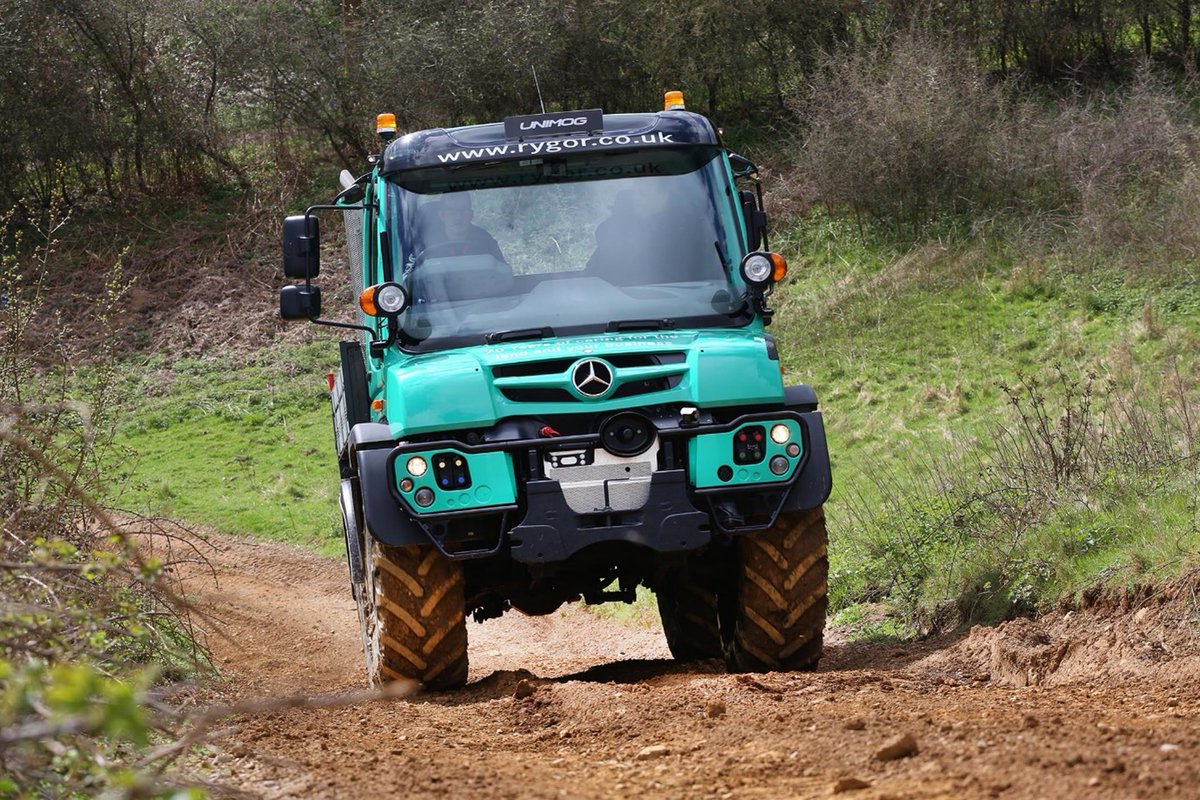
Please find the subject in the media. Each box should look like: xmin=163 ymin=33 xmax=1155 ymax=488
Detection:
xmin=722 ymin=506 xmax=828 ymax=673
xmin=360 ymin=537 xmax=468 ymax=690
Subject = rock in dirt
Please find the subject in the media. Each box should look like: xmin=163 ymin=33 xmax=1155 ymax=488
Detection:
xmin=636 ymin=744 xmax=671 ymax=760
xmin=874 ymin=733 xmax=919 ymax=761
xmin=705 ymin=698 xmax=727 ymax=719
xmin=843 ymin=717 xmax=867 ymax=731
xmin=513 ymin=679 xmax=537 ymax=700
xmin=832 ymin=776 xmax=872 ymax=793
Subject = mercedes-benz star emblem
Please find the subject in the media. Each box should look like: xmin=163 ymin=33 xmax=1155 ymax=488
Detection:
xmin=571 ymin=359 xmax=614 ymax=398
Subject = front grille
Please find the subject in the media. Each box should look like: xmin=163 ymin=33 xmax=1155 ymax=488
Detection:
xmin=497 ymin=387 xmax=575 ymax=403
xmin=492 ymin=351 xmax=686 ymax=404
xmin=492 ymin=358 xmax=576 ymax=379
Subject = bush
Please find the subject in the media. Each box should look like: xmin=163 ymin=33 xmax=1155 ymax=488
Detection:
xmin=793 ymin=28 xmax=1200 ymax=269
xmin=0 ymin=207 xmax=207 ymax=795
xmin=792 ymin=29 xmax=1004 ymax=233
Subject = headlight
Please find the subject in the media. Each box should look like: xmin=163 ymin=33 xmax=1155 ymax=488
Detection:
xmin=406 ymin=456 xmax=428 ymax=477
xmin=740 ymin=253 xmax=773 ymax=285
xmin=359 ymin=282 xmax=409 ymax=317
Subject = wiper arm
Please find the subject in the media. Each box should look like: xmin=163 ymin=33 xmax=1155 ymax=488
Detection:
xmin=606 ymin=318 xmax=676 ymax=332
xmin=485 ymin=326 xmax=554 ymax=344
xmin=714 ymin=240 xmax=730 ymax=274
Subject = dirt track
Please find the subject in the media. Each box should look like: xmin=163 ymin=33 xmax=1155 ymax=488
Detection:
xmin=179 ymin=534 xmax=1200 ymax=799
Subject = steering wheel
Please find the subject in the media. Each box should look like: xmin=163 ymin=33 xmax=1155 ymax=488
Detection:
xmin=413 ymin=240 xmax=475 ymax=263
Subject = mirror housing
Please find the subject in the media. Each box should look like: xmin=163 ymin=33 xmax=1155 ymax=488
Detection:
xmin=282 ymin=214 xmax=320 ymax=279
xmin=729 ymin=153 xmax=757 ymax=179
xmin=280 ymin=284 xmax=322 ymax=320
xmin=740 ymin=190 xmax=767 ymax=251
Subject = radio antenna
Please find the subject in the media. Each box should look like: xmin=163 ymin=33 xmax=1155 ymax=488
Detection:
xmin=531 ymin=65 xmax=546 ymax=113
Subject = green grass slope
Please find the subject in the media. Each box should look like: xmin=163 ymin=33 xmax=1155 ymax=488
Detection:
xmin=112 ymin=212 xmax=1200 ymax=627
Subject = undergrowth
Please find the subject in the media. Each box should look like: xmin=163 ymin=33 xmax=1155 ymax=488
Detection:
xmin=0 ymin=208 xmax=210 ymax=796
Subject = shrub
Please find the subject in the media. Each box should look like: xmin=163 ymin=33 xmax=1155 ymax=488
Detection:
xmin=0 ymin=207 xmax=207 ymax=795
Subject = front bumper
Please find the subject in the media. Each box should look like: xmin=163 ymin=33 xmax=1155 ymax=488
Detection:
xmin=357 ymin=409 xmax=831 ymax=561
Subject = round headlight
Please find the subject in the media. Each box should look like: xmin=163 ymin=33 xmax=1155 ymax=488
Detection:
xmin=375 ymin=283 xmax=408 ymax=315
xmin=740 ymin=252 xmax=774 ymax=286
xmin=770 ymin=423 xmax=790 ymax=444
xmin=406 ymin=456 xmax=428 ymax=477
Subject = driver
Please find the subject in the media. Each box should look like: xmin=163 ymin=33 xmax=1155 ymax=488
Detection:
xmin=424 ymin=193 xmax=505 ymax=261
xmin=585 ymin=187 xmax=719 ymax=285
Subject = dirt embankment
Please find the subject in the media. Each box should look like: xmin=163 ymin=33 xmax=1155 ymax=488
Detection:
xmin=177 ymin=534 xmax=1200 ymax=799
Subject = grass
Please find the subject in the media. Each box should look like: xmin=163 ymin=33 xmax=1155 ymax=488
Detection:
xmin=108 ymin=207 xmax=1200 ymax=631
xmin=773 ymin=210 xmax=1200 ymax=626
xmin=109 ymin=342 xmax=345 ymax=556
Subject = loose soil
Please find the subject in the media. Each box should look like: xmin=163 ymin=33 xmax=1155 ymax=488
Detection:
xmin=179 ymin=534 xmax=1200 ymax=799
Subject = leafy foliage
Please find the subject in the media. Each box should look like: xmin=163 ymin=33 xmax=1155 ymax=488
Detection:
xmin=0 ymin=207 xmax=208 ymax=796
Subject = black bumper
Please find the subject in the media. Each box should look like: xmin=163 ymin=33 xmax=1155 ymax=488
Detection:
xmin=507 ymin=469 xmax=711 ymax=563
xmin=354 ymin=407 xmax=832 ymax=560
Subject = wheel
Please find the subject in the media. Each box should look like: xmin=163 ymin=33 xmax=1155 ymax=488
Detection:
xmin=656 ymin=564 xmax=723 ymax=661
xmin=358 ymin=535 xmax=468 ymax=690
xmin=721 ymin=506 xmax=828 ymax=673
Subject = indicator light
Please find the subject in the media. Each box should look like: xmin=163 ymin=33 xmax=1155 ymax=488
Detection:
xmin=406 ymin=457 xmax=428 ymax=477
xmin=663 ymin=90 xmax=685 ymax=110
xmin=786 ymin=443 xmax=801 ymax=457
xmin=359 ymin=282 xmax=409 ymax=317
xmin=414 ymin=487 xmax=435 ymax=507
xmin=769 ymin=456 xmax=789 ymax=475
xmin=770 ymin=424 xmax=790 ymax=444
xmin=399 ymin=478 xmax=414 ymax=492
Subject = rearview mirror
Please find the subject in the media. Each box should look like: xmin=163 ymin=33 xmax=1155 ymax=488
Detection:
xmin=280 ymin=284 xmax=322 ymax=319
xmin=282 ymin=215 xmax=320 ymax=279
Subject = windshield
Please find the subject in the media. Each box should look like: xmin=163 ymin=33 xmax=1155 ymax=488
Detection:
xmin=385 ymin=146 xmax=747 ymax=351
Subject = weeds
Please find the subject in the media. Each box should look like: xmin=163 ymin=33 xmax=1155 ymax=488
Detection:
xmin=0 ymin=206 xmax=212 ymax=795
xmin=840 ymin=360 xmax=1200 ymax=633
xmin=792 ymin=28 xmax=1200 ymax=274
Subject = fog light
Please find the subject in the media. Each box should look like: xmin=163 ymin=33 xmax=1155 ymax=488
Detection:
xmin=769 ymin=455 xmax=789 ymax=475
xmin=786 ymin=442 xmax=801 ymax=457
xmin=406 ymin=456 xmax=428 ymax=477
xmin=414 ymin=487 xmax=435 ymax=507
xmin=770 ymin=423 xmax=790 ymax=444
xmin=399 ymin=478 xmax=414 ymax=492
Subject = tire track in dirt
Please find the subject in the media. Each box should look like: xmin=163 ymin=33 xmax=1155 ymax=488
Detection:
xmin=180 ymin=534 xmax=1200 ymax=799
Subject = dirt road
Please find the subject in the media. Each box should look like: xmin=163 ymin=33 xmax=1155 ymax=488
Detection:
xmin=179 ymin=534 xmax=1200 ymax=799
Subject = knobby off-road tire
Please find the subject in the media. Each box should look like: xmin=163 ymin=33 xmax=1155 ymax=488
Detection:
xmin=723 ymin=506 xmax=828 ymax=673
xmin=657 ymin=577 xmax=723 ymax=661
xmin=360 ymin=536 xmax=468 ymax=690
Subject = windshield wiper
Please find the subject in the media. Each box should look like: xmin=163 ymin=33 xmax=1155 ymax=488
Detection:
xmin=606 ymin=318 xmax=676 ymax=332
xmin=485 ymin=326 xmax=555 ymax=344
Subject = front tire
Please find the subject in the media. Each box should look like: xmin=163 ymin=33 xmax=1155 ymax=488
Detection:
xmin=657 ymin=578 xmax=723 ymax=661
xmin=722 ymin=506 xmax=828 ymax=673
xmin=359 ymin=535 xmax=468 ymax=690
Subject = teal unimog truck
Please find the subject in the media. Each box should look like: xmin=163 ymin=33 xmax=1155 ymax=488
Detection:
xmin=279 ymin=94 xmax=832 ymax=689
